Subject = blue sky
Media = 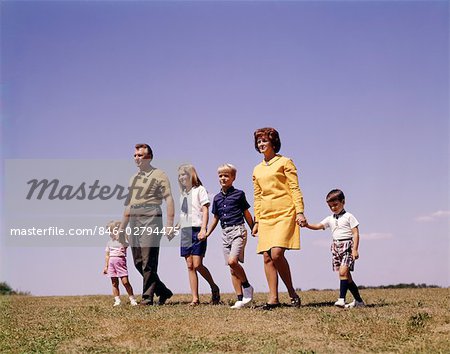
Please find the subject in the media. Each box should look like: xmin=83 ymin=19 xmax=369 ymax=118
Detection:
xmin=1 ymin=0 xmax=448 ymax=296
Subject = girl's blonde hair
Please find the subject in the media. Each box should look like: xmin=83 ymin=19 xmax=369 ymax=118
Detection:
xmin=217 ymin=163 xmax=237 ymax=178
xmin=177 ymin=164 xmax=203 ymax=191
xmin=106 ymin=220 xmax=125 ymax=243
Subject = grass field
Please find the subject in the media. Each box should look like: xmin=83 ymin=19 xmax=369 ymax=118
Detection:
xmin=1 ymin=288 xmax=449 ymax=353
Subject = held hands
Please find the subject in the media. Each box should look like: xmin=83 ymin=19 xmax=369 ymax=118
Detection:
xmin=165 ymin=224 xmax=178 ymax=241
xmin=251 ymin=222 xmax=258 ymax=236
xmin=296 ymin=213 xmax=307 ymax=227
xmin=197 ymin=228 xmax=207 ymax=241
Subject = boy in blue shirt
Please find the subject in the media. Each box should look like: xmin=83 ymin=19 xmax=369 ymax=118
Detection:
xmin=305 ymin=189 xmax=365 ymax=308
xmin=206 ymin=164 xmax=255 ymax=309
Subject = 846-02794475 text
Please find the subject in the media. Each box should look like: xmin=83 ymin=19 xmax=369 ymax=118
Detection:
xmin=9 ymin=226 xmax=181 ymax=237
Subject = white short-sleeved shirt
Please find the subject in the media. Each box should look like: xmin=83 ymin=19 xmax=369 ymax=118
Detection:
xmin=320 ymin=212 xmax=359 ymax=241
xmin=179 ymin=185 xmax=210 ymax=228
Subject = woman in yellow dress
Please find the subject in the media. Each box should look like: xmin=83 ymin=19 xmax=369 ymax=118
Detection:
xmin=251 ymin=127 xmax=307 ymax=309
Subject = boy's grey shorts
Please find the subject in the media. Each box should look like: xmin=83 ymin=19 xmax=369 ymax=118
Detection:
xmin=221 ymin=224 xmax=247 ymax=265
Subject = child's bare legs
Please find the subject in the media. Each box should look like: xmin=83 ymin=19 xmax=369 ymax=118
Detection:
xmin=185 ymin=255 xmax=200 ymax=303
xmin=193 ymin=255 xmax=220 ymax=304
xmin=111 ymin=277 xmax=120 ymax=296
xmin=270 ymin=247 xmax=299 ymax=299
xmin=120 ymin=276 xmax=134 ymax=297
xmin=228 ymin=257 xmax=247 ymax=296
xmin=111 ymin=277 xmax=122 ymax=306
xmin=263 ymin=251 xmax=279 ymax=304
xmin=193 ymin=255 xmax=219 ymax=285
xmin=339 ymin=266 xmax=351 ymax=281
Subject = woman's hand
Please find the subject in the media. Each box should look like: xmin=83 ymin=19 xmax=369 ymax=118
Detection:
xmin=296 ymin=213 xmax=307 ymax=227
xmin=252 ymin=222 xmax=259 ymax=236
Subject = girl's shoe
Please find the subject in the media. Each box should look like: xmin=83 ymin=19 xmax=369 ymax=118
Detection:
xmin=211 ymin=285 xmax=221 ymax=305
xmin=291 ymin=296 xmax=301 ymax=308
xmin=130 ymin=298 xmax=138 ymax=306
xmin=113 ymin=299 xmax=121 ymax=307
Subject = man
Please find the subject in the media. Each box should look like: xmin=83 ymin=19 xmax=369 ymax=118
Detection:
xmin=120 ymin=143 xmax=174 ymax=305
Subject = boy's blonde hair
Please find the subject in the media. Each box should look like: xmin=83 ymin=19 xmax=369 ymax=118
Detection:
xmin=177 ymin=164 xmax=203 ymax=191
xmin=217 ymin=163 xmax=237 ymax=178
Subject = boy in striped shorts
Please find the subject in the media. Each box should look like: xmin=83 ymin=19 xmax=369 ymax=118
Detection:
xmin=305 ymin=189 xmax=365 ymax=308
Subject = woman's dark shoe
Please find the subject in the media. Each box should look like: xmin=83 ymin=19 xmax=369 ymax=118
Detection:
xmin=291 ymin=296 xmax=301 ymax=308
xmin=262 ymin=303 xmax=281 ymax=310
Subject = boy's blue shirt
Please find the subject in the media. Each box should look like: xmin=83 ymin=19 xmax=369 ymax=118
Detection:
xmin=211 ymin=186 xmax=251 ymax=228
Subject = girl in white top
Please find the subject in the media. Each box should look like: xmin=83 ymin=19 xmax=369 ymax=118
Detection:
xmin=177 ymin=164 xmax=220 ymax=306
xmin=103 ymin=220 xmax=138 ymax=306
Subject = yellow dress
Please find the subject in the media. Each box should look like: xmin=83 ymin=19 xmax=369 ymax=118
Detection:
xmin=252 ymin=155 xmax=304 ymax=253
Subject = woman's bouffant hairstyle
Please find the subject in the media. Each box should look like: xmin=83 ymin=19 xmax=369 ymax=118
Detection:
xmin=254 ymin=127 xmax=281 ymax=153
xmin=177 ymin=164 xmax=203 ymax=191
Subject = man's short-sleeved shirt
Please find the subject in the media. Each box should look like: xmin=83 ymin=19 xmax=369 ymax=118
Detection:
xmin=320 ymin=211 xmax=359 ymax=241
xmin=128 ymin=167 xmax=172 ymax=206
xmin=212 ymin=186 xmax=251 ymax=228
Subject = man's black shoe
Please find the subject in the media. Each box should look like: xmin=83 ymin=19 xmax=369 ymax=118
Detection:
xmin=158 ymin=290 xmax=173 ymax=305
xmin=139 ymin=298 xmax=154 ymax=306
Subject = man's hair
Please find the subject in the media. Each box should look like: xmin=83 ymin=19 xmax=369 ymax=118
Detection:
xmin=135 ymin=144 xmax=153 ymax=159
xmin=326 ymin=189 xmax=345 ymax=203
xmin=254 ymin=127 xmax=281 ymax=153
xmin=177 ymin=164 xmax=203 ymax=191
xmin=217 ymin=163 xmax=237 ymax=178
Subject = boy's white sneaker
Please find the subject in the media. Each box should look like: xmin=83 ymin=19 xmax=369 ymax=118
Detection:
xmin=130 ymin=298 xmax=138 ymax=306
xmin=242 ymin=285 xmax=254 ymax=304
xmin=230 ymin=301 xmax=246 ymax=309
xmin=113 ymin=299 xmax=121 ymax=307
xmin=334 ymin=298 xmax=346 ymax=308
xmin=345 ymin=300 xmax=365 ymax=308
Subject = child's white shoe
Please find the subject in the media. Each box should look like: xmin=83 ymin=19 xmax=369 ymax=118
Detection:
xmin=242 ymin=285 xmax=254 ymax=304
xmin=345 ymin=300 xmax=365 ymax=308
xmin=230 ymin=300 xmax=246 ymax=309
xmin=130 ymin=298 xmax=138 ymax=306
xmin=334 ymin=298 xmax=346 ymax=308
xmin=113 ymin=299 xmax=121 ymax=307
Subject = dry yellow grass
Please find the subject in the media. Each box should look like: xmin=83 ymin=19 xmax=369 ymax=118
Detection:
xmin=1 ymin=288 xmax=449 ymax=353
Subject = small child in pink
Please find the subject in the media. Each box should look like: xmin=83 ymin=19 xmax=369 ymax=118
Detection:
xmin=103 ymin=221 xmax=138 ymax=306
